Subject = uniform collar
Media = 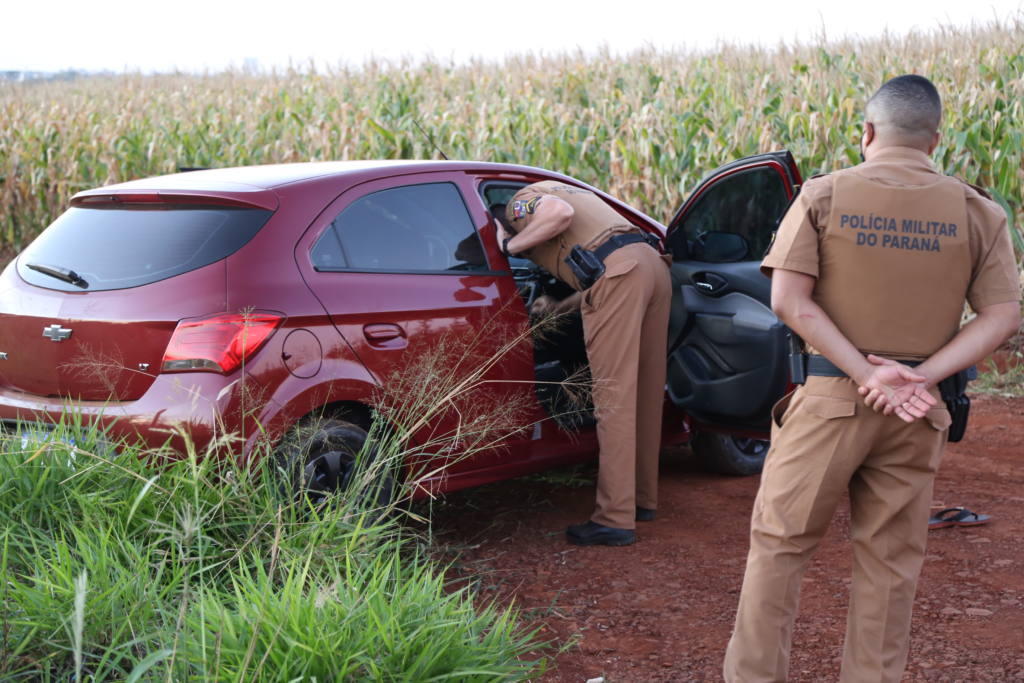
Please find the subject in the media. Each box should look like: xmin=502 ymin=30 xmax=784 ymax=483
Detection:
xmin=864 ymin=146 xmax=937 ymax=173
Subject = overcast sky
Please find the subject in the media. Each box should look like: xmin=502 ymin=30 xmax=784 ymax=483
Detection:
xmin=3 ymin=0 xmax=1021 ymax=73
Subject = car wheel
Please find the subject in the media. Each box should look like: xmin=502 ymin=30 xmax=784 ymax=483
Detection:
xmin=693 ymin=432 xmax=770 ymax=476
xmin=277 ymin=418 xmax=395 ymax=509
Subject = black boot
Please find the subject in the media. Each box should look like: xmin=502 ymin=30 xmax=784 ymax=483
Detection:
xmin=636 ymin=506 xmax=656 ymax=522
xmin=566 ymin=520 xmax=636 ymax=546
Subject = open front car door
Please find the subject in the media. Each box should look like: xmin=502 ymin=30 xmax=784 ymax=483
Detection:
xmin=665 ymin=151 xmax=803 ymax=474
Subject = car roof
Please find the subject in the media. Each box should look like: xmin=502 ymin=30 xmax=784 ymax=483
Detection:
xmin=78 ymin=160 xmax=550 ymax=194
xmin=69 ymin=160 xmax=666 ymax=232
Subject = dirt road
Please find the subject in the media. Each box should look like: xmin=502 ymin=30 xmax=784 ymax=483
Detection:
xmin=432 ymin=393 xmax=1024 ymax=681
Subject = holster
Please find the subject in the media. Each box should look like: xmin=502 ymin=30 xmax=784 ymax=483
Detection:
xmin=564 ymin=231 xmax=662 ymax=290
xmin=565 ymin=245 xmax=606 ymax=290
xmin=787 ymin=331 xmax=806 ymax=385
xmin=937 ymin=366 xmax=975 ymax=443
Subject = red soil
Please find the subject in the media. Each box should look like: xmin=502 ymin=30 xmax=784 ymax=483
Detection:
xmin=433 ymin=393 xmax=1024 ymax=681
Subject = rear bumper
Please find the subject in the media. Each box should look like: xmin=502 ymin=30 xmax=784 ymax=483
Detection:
xmin=0 ymin=371 xmax=268 ymax=457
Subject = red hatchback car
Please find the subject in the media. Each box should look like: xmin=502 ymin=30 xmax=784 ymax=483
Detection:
xmin=0 ymin=154 xmax=802 ymax=496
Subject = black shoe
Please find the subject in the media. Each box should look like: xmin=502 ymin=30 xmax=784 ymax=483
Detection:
xmin=566 ymin=521 xmax=636 ymax=546
xmin=636 ymin=506 xmax=656 ymax=522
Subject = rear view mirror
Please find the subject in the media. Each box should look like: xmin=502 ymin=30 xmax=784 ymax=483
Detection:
xmin=694 ymin=231 xmax=748 ymax=262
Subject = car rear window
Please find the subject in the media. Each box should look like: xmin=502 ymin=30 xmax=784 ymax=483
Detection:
xmin=16 ymin=204 xmax=273 ymax=291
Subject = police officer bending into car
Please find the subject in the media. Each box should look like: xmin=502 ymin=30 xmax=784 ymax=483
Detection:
xmin=496 ymin=181 xmax=672 ymax=546
xmin=723 ymin=75 xmax=1021 ymax=682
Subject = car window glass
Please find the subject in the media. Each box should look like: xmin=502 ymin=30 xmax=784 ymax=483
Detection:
xmin=314 ymin=182 xmax=488 ymax=272
xmin=311 ymin=224 xmax=347 ymax=269
xmin=16 ymin=205 xmax=272 ymax=292
xmin=679 ymin=166 xmax=788 ymax=262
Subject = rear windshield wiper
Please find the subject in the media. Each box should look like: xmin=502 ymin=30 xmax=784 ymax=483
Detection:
xmin=26 ymin=262 xmax=89 ymax=289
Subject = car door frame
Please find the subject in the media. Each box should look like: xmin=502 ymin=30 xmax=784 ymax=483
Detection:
xmin=664 ymin=151 xmax=802 ymax=435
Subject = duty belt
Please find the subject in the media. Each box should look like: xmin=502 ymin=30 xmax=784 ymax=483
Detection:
xmin=799 ymin=354 xmax=974 ymax=443
xmin=805 ymin=354 xmax=922 ymax=378
xmin=565 ymin=231 xmax=662 ymax=290
xmin=592 ymin=231 xmax=661 ymax=261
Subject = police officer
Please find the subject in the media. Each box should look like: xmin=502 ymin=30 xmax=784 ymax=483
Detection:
xmin=723 ymin=75 xmax=1021 ymax=681
xmin=496 ymin=180 xmax=671 ymax=546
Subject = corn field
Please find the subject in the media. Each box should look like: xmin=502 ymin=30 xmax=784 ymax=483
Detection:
xmin=1 ymin=18 xmax=1022 ymax=273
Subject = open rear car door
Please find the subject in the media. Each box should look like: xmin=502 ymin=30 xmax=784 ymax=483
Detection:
xmin=665 ymin=151 xmax=802 ymax=473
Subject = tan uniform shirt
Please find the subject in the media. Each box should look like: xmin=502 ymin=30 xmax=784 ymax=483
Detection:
xmin=762 ymin=146 xmax=1020 ymax=359
xmin=506 ymin=181 xmax=638 ymax=291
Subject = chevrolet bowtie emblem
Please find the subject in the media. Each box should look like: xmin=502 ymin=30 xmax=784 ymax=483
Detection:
xmin=43 ymin=324 xmax=72 ymax=342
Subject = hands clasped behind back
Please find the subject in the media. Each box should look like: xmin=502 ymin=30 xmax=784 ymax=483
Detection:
xmin=856 ymin=354 xmax=938 ymax=422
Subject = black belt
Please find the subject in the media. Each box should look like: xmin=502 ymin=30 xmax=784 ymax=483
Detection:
xmin=592 ymin=231 xmax=662 ymax=261
xmin=566 ymin=231 xmax=662 ymax=290
xmin=805 ymin=354 xmax=922 ymax=378
xmin=802 ymin=354 xmax=975 ymax=443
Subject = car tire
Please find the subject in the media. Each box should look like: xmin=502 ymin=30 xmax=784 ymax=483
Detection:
xmin=276 ymin=418 xmax=395 ymax=509
xmin=693 ymin=432 xmax=770 ymax=476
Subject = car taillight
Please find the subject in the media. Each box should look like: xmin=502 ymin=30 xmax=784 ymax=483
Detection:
xmin=161 ymin=312 xmax=283 ymax=374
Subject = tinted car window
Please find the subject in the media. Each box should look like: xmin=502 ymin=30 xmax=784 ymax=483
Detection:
xmin=17 ymin=205 xmax=272 ymax=292
xmin=310 ymin=224 xmax=347 ymax=270
xmin=678 ymin=166 xmax=788 ymax=262
xmin=312 ymin=182 xmax=488 ymax=272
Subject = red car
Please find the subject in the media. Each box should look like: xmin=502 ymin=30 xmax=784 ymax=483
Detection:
xmin=0 ymin=154 xmax=802 ymax=497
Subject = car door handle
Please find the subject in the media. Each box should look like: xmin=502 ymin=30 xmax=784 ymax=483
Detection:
xmin=363 ymin=323 xmax=407 ymax=348
xmin=693 ymin=272 xmax=728 ymax=295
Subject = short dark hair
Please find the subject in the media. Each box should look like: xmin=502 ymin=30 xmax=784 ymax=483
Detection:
xmin=866 ymin=75 xmax=942 ymax=143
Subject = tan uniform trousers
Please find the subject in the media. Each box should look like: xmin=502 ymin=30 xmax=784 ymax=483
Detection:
xmin=723 ymin=376 xmax=951 ymax=682
xmin=580 ymin=242 xmax=671 ymax=530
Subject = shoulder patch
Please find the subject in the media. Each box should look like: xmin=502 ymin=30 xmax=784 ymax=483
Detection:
xmin=511 ymin=196 xmax=540 ymax=220
xmin=954 ymin=176 xmax=992 ymax=200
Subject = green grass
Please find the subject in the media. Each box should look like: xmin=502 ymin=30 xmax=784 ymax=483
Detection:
xmin=972 ymin=338 xmax=1024 ymax=397
xmin=0 ymin=317 xmax=551 ymax=680
xmin=973 ymin=362 xmax=1024 ymax=397
xmin=0 ymin=420 xmax=546 ymax=681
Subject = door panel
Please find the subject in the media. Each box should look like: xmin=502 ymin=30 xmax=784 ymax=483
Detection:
xmin=666 ymin=152 xmax=801 ymax=431
xmin=667 ymin=263 xmax=789 ymax=428
xmin=294 ymin=171 xmax=540 ymax=476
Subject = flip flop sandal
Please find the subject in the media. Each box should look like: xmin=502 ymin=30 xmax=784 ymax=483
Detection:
xmin=928 ymin=507 xmax=991 ymax=530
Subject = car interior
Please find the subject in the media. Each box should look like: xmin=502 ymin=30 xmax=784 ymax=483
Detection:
xmin=480 ymin=165 xmax=792 ymax=435
xmin=481 ymin=183 xmax=594 ymax=429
